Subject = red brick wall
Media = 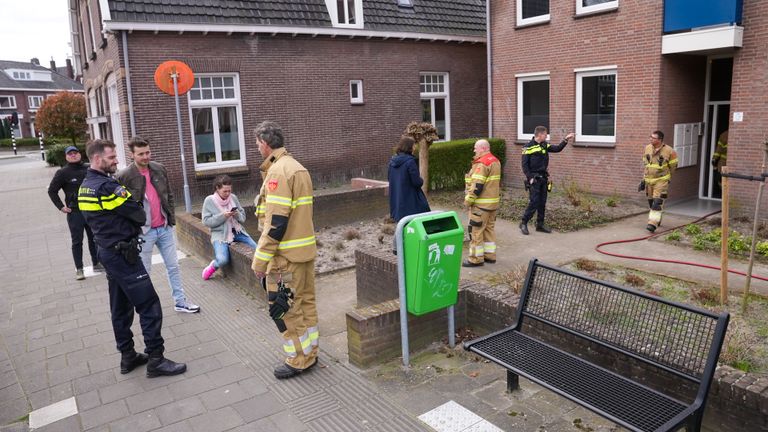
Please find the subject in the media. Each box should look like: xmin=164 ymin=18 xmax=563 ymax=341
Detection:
xmin=728 ymin=1 xmax=768 ymax=214
xmin=491 ymin=0 xmax=708 ymax=202
xmin=84 ymin=30 xmax=487 ymax=199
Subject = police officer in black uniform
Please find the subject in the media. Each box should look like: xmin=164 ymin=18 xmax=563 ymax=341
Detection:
xmin=520 ymin=126 xmax=574 ymax=235
xmin=78 ymin=139 xmax=186 ymax=378
xmin=47 ymin=146 xmax=101 ymax=280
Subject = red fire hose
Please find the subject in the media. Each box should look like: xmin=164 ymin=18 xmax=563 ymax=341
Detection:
xmin=595 ymin=211 xmax=768 ymax=282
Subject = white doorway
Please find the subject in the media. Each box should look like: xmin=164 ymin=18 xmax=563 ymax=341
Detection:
xmin=699 ymin=56 xmax=732 ymax=200
xmin=106 ymin=74 xmax=126 ymax=169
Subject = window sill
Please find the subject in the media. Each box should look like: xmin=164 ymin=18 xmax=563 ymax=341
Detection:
xmin=351 ymin=101 xmax=364 ymax=105
xmin=572 ymin=141 xmax=615 ymax=148
xmin=194 ymin=165 xmax=250 ymax=179
xmin=515 ymin=19 xmax=551 ymax=30
xmin=574 ymin=6 xmax=618 ymax=19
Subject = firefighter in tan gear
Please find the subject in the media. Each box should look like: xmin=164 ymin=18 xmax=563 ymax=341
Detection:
xmin=711 ymin=130 xmax=728 ymax=186
xmin=462 ymin=139 xmax=501 ymax=267
xmin=251 ymin=121 xmax=319 ymax=379
xmin=639 ymin=130 xmax=678 ymax=233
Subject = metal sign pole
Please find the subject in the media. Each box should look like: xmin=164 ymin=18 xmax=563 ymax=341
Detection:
xmin=172 ymin=73 xmax=192 ymax=213
xmin=395 ymin=210 xmax=454 ymax=367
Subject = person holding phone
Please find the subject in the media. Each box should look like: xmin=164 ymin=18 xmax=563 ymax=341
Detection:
xmin=201 ymin=175 xmax=257 ymax=280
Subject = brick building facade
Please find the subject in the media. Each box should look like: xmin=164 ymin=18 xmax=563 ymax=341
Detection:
xmin=491 ymin=0 xmax=765 ymax=211
xmin=0 ymin=60 xmax=83 ymax=139
xmin=73 ymin=0 xmax=488 ymax=199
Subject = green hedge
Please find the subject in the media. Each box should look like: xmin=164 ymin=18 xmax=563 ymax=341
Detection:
xmin=416 ymin=137 xmax=506 ymax=190
xmin=0 ymin=137 xmax=55 ymax=147
xmin=46 ymin=143 xmax=89 ymax=167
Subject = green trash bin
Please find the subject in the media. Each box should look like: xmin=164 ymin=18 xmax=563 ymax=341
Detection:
xmin=403 ymin=211 xmax=464 ymax=315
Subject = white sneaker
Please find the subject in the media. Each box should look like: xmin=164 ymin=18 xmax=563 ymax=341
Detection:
xmin=174 ymin=301 xmax=200 ymax=313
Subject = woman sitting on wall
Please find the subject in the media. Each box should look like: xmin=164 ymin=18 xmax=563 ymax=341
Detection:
xmin=201 ymin=175 xmax=256 ymax=280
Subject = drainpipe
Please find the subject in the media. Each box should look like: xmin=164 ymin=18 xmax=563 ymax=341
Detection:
xmin=121 ymin=30 xmax=136 ymax=137
xmin=486 ymin=0 xmax=493 ymax=138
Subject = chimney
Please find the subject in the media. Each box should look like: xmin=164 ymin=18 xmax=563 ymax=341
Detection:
xmin=50 ymin=59 xmax=57 ymax=71
xmin=66 ymin=59 xmax=74 ymax=79
xmin=31 ymin=57 xmax=40 ymax=65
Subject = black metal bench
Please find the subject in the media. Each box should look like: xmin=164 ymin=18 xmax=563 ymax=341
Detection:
xmin=464 ymin=259 xmax=730 ymax=432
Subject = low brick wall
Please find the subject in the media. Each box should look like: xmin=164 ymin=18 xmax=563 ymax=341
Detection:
xmin=349 ymin=249 xmax=768 ymax=431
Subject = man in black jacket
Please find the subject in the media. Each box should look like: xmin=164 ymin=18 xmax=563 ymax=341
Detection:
xmin=47 ymin=146 xmax=101 ymax=280
xmin=520 ymin=126 xmax=574 ymax=235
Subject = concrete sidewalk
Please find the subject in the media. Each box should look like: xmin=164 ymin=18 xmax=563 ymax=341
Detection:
xmin=0 ymin=156 xmax=425 ymax=432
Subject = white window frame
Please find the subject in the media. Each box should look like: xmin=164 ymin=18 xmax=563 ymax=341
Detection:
xmin=516 ymin=72 xmax=550 ymax=140
xmin=28 ymin=95 xmax=45 ymax=110
xmin=10 ymin=70 xmax=32 ymax=80
xmin=575 ymin=66 xmax=617 ymax=143
xmin=0 ymin=95 xmax=16 ymax=109
xmin=187 ymin=73 xmax=247 ymax=171
xmin=106 ymin=74 xmax=126 ymax=169
xmin=420 ymin=72 xmax=451 ymax=142
xmin=326 ymin=0 xmax=364 ymax=29
xmin=576 ymin=0 xmax=618 ymax=16
xmin=349 ymin=80 xmax=363 ymax=104
xmin=516 ymin=0 xmax=550 ymax=27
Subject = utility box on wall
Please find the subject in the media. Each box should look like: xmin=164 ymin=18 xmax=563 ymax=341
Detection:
xmin=673 ymin=122 xmax=702 ymax=168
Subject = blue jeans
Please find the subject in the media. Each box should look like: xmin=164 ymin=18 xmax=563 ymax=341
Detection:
xmin=140 ymin=226 xmax=186 ymax=305
xmin=213 ymin=231 xmax=257 ymax=269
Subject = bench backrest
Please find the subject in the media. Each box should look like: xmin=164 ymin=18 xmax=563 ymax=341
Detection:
xmin=518 ymin=259 xmax=729 ymax=386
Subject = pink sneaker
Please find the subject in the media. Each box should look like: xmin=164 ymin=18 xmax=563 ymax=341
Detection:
xmin=202 ymin=261 xmax=217 ymax=280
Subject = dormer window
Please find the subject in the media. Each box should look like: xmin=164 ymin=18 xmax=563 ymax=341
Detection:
xmin=12 ymin=71 xmax=32 ymax=80
xmin=326 ymin=0 xmax=364 ymax=28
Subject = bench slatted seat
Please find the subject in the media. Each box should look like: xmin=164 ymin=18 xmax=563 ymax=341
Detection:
xmin=464 ymin=259 xmax=730 ymax=432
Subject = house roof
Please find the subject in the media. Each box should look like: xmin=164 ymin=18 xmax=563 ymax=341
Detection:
xmin=106 ymin=0 xmax=486 ymax=37
xmin=0 ymin=60 xmax=83 ymax=92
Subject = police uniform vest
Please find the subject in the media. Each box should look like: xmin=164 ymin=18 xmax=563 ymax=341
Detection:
xmin=521 ymin=138 xmax=568 ymax=180
xmin=78 ymin=168 xmax=146 ymax=249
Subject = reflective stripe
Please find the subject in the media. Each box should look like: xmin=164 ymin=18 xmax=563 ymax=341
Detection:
xmin=308 ymin=326 xmax=319 ymax=347
xmin=255 ymin=204 xmax=266 ymax=214
xmin=471 ymin=174 xmax=487 ymax=182
xmin=298 ymin=330 xmax=312 ymax=355
xmin=464 ymin=195 xmax=475 ymax=203
xmin=668 ymin=158 xmax=678 ymax=166
xmin=278 ymin=236 xmax=316 ymax=250
xmin=78 ymin=196 xmax=99 ymax=202
xmin=644 ymin=174 xmax=671 ymax=184
xmin=523 ymin=145 xmax=546 ymax=155
xmin=469 ymin=245 xmax=485 ymax=257
xmin=283 ymin=340 xmax=297 ymax=358
xmin=649 ymin=210 xmax=662 ymax=224
xmin=101 ymin=195 xmax=129 ymax=210
xmin=464 ymin=178 xmax=472 ymax=184
xmin=78 ymin=202 xmax=102 ymax=212
xmin=254 ymin=249 xmax=274 ymax=262
xmin=266 ymin=195 xmax=293 ymax=207
xmin=486 ymin=175 xmax=501 ymax=182
xmin=474 ymin=197 xmax=500 ymax=204
xmin=292 ymin=196 xmax=313 ymax=208
xmin=483 ymin=242 xmax=496 ymax=253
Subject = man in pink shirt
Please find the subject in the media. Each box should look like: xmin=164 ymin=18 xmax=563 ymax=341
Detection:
xmin=116 ymin=137 xmax=200 ymax=313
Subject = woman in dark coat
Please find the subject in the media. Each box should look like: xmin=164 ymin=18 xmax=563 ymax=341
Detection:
xmin=388 ymin=136 xmax=430 ymax=222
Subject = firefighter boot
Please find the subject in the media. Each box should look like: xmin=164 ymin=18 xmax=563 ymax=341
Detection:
xmin=120 ymin=349 xmax=148 ymax=374
xmin=146 ymin=352 xmax=187 ymax=378
xmin=519 ymin=223 xmax=529 ymax=235
xmin=274 ymin=358 xmax=318 ymax=379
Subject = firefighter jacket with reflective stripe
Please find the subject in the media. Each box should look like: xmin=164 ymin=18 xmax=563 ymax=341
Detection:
xmin=712 ymin=130 xmax=728 ymax=170
xmin=521 ymin=138 xmax=568 ymax=180
xmin=464 ymin=151 xmax=501 ymax=210
xmin=77 ymin=168 xmax=146 ymax=249
xmin=643 ymin=143 xmax=678 ymax=184
xmin=252 ymin=147 xmax=317 ymax=273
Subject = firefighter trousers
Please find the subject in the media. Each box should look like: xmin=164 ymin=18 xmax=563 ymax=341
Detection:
xmin=467 ymin=207 xmax=497 ymax=264
xmin=266 ymin=257 xmax=318 ymax=370
xmin=646 ymin=179 xmax=669 ymax=229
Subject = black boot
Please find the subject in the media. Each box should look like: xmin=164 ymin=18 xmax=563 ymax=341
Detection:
xmin=120 ymin=350 xmax=148 ymax=374
xmin=536 ymin=225 xmax=552 ymax=233
xmin=273 ymin=358 xmax=318 ymax=379
xmin=146 ymin=352 xmax=187 ymax=378
xmin=519 ymin=223 xmax=529 ymax=235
